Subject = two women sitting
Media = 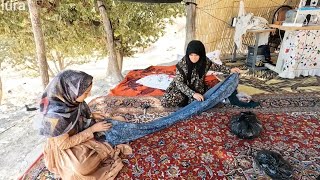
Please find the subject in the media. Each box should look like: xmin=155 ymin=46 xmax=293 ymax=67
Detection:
xmin=38 ymin=40 xmax=258 ymax=179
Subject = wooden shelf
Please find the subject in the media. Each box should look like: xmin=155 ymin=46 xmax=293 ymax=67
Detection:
xmin=247 ymin=29 xmax=276 ymax=33
xmin=269 ymin=24 xmax=320 ymax=30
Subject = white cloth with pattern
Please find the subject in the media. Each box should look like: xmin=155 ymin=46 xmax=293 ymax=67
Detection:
xmin=136 ymin=74 xmax=174 ymax=90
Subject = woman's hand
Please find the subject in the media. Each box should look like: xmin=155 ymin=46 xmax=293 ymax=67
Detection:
xmin=230 ymin=67 xmax=241 ymax=74
xmin=90 ymin=121 xmax=112 ymax=132
xmin=91 ymin=112 xmax=106 ymax=121
xmin=193 ymin=93 xmax=204 ymax=101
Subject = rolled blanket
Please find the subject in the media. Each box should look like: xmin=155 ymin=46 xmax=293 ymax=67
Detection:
xmin=104 ymin=73 xmax=239 ymax=146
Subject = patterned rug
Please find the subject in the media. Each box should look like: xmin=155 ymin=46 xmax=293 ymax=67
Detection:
xmin=111 ymin=65 xmax=320 ymax=96
xmin=109 ymin=65 xmax=219 ymax=97
xmin=88 ymin=93 xmax=320 ymax=123
xmin=240 ymin=74 xmax=320 ymax=94
xmin=21 ymin=113 xmax=320 ymax=180
xmin=116 ymin=112 xmax=320 ymax=180
xmin=218 ymin=62 xmax=320 ymax=93
xmin=20 ymin=93 xmax=320 ymax=180
xmin=228 ymin=62 xmax=320 ymax=94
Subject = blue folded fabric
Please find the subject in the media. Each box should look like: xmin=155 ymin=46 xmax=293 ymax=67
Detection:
xmin=104 ymin=73 xmax=239 ymax=146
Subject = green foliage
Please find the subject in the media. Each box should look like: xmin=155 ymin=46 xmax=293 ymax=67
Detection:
xmin=0 ymin=36 xmax=14 ymax=73
xmin=1 ymin=1 xmax=106 ymax=75
xmin=109 ymin=1 xmax=185 ymax=56
xmin=0 ymin=0 xmax=184 ymax=75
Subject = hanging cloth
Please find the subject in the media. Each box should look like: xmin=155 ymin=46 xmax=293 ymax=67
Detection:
xmin=234 ymin=0 xmax=270 ymax=49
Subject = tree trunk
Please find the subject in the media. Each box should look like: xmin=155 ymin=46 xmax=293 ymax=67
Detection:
xmin=115 ymin=40 xmax=123 ymax=72
xmin=51 ymin=50 xmax=64 ymax=72
xmin=47 ymin=64 xmax=55 ymax=77
xmin=27 ymin=0 xmax=49 ymax=89
xmin=185 ymin=0 xmax=196 ymax=50
xmin=116 ymin=50 xmax=123 ymax=72
xmin=97 ymin=1 xmax=123 ymax=82
xmin=56 ymin=51 xmax=64 ymax=70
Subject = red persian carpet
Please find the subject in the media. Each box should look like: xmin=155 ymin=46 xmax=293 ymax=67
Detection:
xmin=108 ymin=65 xmax=219 ymax=96
xmin=116 ymin=112 xmax=320 ymax=179
xmin=21 ymin=101 xmax=320 ymax=179
xmin=19 ymin=65 xmax=320 ymax=179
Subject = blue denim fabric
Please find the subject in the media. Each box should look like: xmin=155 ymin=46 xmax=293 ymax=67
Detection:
xmin=104 ymin=73 xmax=239 ymax=146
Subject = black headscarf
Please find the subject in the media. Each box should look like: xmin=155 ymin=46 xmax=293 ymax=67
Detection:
xmin=38 ymin=70 xmax=93 ymax=137
xmin=185 ymin=40 xmax=207 ymax=82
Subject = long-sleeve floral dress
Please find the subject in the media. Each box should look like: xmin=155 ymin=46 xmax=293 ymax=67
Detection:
xmin=161 ymin=57 xmax=230 ymax=107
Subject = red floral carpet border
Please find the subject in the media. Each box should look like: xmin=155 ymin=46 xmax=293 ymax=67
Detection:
xmin=116 ymin=112 xmax=320 ymax=180
xmin=21 ymin=93 xmax=320 ymax=180
xmin=89 ymin=92 xmax=320 ymax=123
xmin=21 ymin=112 xmax=320 ymax=180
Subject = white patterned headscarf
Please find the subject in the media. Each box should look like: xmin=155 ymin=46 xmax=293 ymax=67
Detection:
xmin=38 ymin=70 xmax=93 ymax=137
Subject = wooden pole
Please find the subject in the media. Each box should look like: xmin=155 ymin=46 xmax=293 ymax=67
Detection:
xmin=27 ymin=0 xmax=49 ymax=89
xmin=97 ymin=0 xmax=123 ymax=82
xmin=185 ymin=0 xmax=197 ymax=50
